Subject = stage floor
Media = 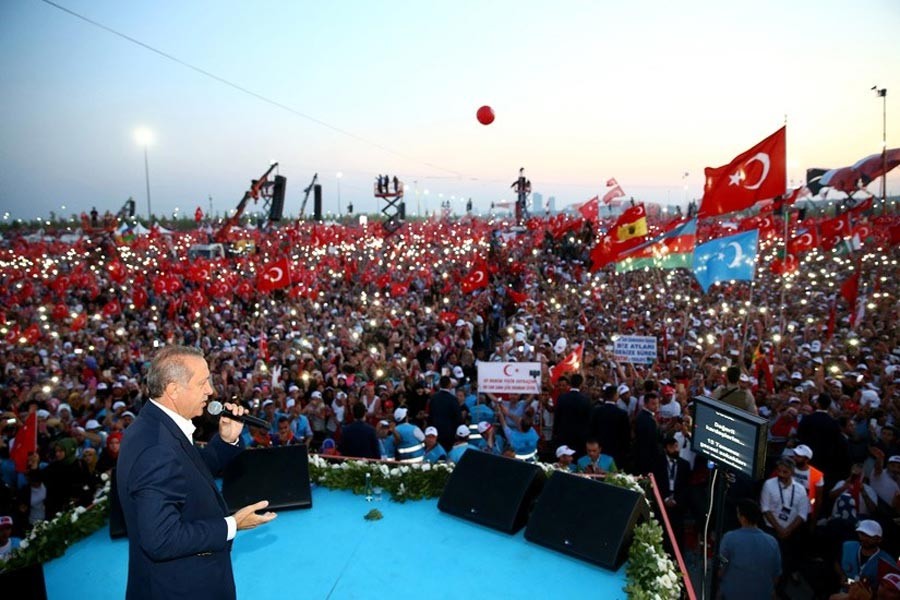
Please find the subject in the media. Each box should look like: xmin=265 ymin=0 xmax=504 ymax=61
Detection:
xmin=45 ymin=487 xmax=627 ymax=599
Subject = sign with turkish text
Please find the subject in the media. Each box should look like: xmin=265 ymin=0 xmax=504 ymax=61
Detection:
xmin=476 ymin=361 xmax=542 ymax=394
xmin=614 ymin=335 xmax=657 ymax=365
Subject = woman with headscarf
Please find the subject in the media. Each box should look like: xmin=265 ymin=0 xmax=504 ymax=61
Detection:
xmin=96 ymin=431 xmax=122 ymax=474
xmin=42 ymin=437 xmax=85 ymax=517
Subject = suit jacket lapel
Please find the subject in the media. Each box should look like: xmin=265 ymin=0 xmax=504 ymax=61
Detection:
xmin=141 ymin=401 xmax=229 ymax=513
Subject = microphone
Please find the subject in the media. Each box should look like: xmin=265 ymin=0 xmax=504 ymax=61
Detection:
xmin=207 ymin=400 xmax=270 ymax=429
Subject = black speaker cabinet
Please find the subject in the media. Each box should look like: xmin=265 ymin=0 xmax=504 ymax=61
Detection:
xmin=437 ymin=450 xmax=545 ymax=534
xmin=108 ymin=467 xmax=127 ymax=539
xmin=221 ymin=445 xmax=312 ymax=512
xmin=525 ymin=472 xmax=648 ymax=570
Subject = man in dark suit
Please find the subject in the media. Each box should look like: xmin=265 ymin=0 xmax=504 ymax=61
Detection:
xmin=797 ymin=392 xmax=849 ymax=492
xmin=428 ymin=376 xmax=462 ymax=451
xmin=339 ymin=402 xmax=380 ymax=459
xmin=552 ymin=374 xmax=592 ymax=457
xmin=117 ymin=346 xmax=276 ymax=600
xmin=634 ymin=391 xmax=661 ymax=475
xmin=653 ymin=436 xmax=691 ymax=550
xmin=588 ymin=383 xmax=631 ymax=469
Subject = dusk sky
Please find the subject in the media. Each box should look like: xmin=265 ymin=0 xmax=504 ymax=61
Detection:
xmin=2 ymin=0 xmax=899 ymax=222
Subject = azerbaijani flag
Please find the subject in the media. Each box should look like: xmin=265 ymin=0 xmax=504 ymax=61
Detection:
xmin=615 ymin=218 xmax=697 ymax=273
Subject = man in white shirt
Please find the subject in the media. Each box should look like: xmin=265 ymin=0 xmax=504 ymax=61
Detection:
xmin=760 ymin=457 xmax=810 ymax=593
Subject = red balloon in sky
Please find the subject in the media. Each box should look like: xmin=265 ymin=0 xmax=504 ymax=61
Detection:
xmin=476 ymin=105 xmax=495 ymax=125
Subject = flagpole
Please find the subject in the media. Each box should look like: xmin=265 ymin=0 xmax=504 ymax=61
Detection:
xmin=779 ymin=205 xmax=789 ymax=337
xmin=739 ymin=279 xmax=756 ymax=366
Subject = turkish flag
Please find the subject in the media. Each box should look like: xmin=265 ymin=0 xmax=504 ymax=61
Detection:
xmin=820 ymin=214 xmax=851 ymax=251
xmin=606 ymin=178 xmax=618 ymax=187
xmin=257 ymin=257 xmax=291 ymax=292
xmin=851 ymin=223 xmax=871 ymax=244
xmin=107 ymin=261 xmax=127 ymax=284
xmin=770 ymin=254 xmax=799 ymax=276
xmin=549 ymin=344 xmax=583 ymax=385
xmin=602 ymin=185 xmax=625 ymax=205
xmin=507 ymin=288 xmax=529 ymax=304
xmin=4 ymin=325 xmax=20 ymax=345
xmin=11 ymin=410 xmax=37 ymax=473
xmin=460 ymin=264 xmax=490 ymax=294
xmin=132 ymin=286 xmax=148 ymax=309
xmin=23 ymin=324 xmax=41 ymax=345
xmin=71 ymin=312 xmax=87 ymax=332
xmin=841 ymin=272 xmax=860 ymax=307
xmin=187 ymin=262 xmax=211 ymax=283
xmin=51 ymin=303 xmax=69 ymax=321
xmin=103 ymin=299 xmax=121 ymax=317
xmin=390 ymin=282 xmax=408 ymax=298
xmin=438 ymin=311 xmax=459 ymax=325
xmin=787 ymin=229 xmax=819 ymax=255
xmin=577 ymin=196 xmax=600 ymax=222
xmin=236 ymin=280 xmax=253 ymax=299
xmin=698 ymin=127 xmax=786 ymax=218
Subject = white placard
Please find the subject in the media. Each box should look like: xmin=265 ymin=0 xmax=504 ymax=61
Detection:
xmin=614 ymin=335 xmax=658 ymax=365
xmin=476 ymin=361 xmax=542 ymax=394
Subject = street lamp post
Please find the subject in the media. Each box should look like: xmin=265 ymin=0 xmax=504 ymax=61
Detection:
xmin=873 ymin=86 xmax=887 ymax=213
xmin=336 ymin=172 xmax=343 ymax=215
xmin=135 ymin=127 xmax=154 ymax=221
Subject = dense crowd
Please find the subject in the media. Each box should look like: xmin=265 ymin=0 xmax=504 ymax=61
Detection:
xmin=0 ymin=207 xmax=898 ymax=597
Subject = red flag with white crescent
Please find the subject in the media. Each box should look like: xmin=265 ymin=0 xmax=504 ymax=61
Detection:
xmin=11 ymin=410 xmax=38 ymax=473
xmin=787 ymin=229 xmax=819 ymax=255
xmin=549 ymin=344 xmax=583 ymax=385
xmin=698 ymin=127 xmax=786 ymax=218
xmin=460 ymin=264 xmax=490 ymax=294
xmin=257 ymin=257 xmax=291 ymax=292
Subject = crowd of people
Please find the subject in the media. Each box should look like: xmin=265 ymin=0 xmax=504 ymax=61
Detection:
xmin=0 ymin=205 xmax=898 ymax=597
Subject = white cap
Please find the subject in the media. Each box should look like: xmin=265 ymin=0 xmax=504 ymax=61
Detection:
xmin=378 ymin=420 xmax=390 ymax=427
xmin=311 ymin=391 xmax=323 ymax=399
xmin=262 ymin=399 xmax=274 ymax=407
xmin=617 ymin=384 xmax=630 ymax=396
xmin=122 ymin=411 xmax=136 ymax=419
xmin=455 ymin=425 xmax=470 ymax=438
xmin=554 ymin=338 xmax=567 ymax=354
xmin=85 ymin=419 xmax=101 ymax=430
xmin=452 ymin=366 xmax=464 ymax=379
xmin=556 ymin=445 xmax=576 ymax=458
xmin=791 ymin=371 xmax=802 ymax=380
xmin=792 ymin=444 xmax=813 ymax=459
xmin=36 ymin=409 xmax=51 ymax=419
xmin=112 ymin=401 xmax=126 ymax=410
xmin=288 ymin=385 xmax=299 ymax=392
xmin=97 ymin=382 xmax=108 ymax=390
xmin=286 ymin=398 xmax=296 ymax=409
xmin=424 ymin=426 xmax=438 ymax=437
xmin=856 ymin=520 xmax=883 ymax=538
xmin=393 ymin=407 xmax=408 ymax=421
xmin=477 ymin=421 xmax=492 ymax=434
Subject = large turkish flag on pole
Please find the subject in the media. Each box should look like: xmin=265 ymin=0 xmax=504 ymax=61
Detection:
xmin=698 ymin=127 xmax=786 ymax=218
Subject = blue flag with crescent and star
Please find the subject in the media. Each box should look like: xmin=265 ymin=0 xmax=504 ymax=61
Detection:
xmin=691 ymin=229 xmax=759 ymax=292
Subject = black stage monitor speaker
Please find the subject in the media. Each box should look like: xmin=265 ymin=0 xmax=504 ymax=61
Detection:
xmin=313 ymin=184 xmax=323 ymax=221
xmin=525 ymin=472 xmax=648 ymax=570
xmin=437 ymin=450 xmax=545 ymax=534
xmin=221 ymin=445 xmax=312 ymax=512
xmin=108 ymin=468 xmax=127 ymax=539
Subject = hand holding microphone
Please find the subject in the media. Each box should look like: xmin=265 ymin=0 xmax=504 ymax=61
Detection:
xmin=208 ymin=400 xmax=270 ymax=442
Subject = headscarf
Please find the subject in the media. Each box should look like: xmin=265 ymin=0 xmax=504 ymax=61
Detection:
xmin=54 ymin=437 xmax=78 ymax=466
xmin=106 ymin=431 xmax=123 ymax=458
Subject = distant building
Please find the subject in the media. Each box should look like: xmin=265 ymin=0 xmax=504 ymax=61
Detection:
xmin=532 ymin=192 xmax=543 ymax=215
xmin=547 ymin=196 xmax=556 ymax=214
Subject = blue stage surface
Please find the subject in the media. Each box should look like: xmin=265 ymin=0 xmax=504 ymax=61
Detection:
xmin=44 ymin=487 xmax=627 ymax=599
